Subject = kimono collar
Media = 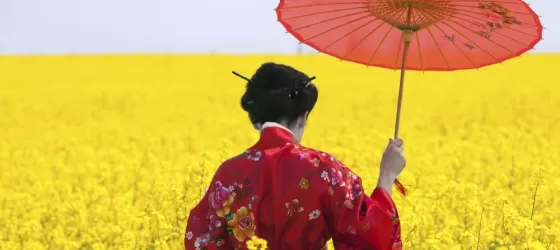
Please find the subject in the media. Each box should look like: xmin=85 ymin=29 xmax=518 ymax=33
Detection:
xmin=250 ymin=122 xmax=296 ymax=149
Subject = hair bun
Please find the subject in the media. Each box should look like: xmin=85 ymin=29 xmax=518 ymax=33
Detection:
xmin=240 ymin=63 xmax=318 ymax=125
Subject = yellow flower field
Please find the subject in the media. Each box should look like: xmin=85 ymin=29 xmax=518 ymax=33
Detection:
xmin=0 ymin=54 xmax=558 ymax=250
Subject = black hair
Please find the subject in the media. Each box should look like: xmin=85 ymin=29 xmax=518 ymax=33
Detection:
xmin=238 ymin=62 xmax=318 ymax=126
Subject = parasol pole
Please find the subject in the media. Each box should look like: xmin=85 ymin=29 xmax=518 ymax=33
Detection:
xmin=394 ymin=6 xmax=414 ymax=139
xmin=392 ymin=6 xmax=413 ymax=196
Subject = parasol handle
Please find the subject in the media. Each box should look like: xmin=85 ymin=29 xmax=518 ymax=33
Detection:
xmin=394 ymin=30 xmax=413 ymax=139
xmin=393 ymin=29 xmax=413 ymax=196
xmin=392 ymin=6 xmax=414 ymax=196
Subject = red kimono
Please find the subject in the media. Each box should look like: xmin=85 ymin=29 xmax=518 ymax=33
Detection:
xmin=185 ymin=123 xmax=402 ymax=250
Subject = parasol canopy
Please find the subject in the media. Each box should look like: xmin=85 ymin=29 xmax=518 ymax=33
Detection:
xmin=276 ymin=0 xmax=543 ymax=71
xmin=276 ymin=0 xmax=543 ymax=196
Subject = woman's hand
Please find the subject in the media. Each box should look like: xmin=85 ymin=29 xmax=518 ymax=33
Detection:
xmin=376 ymin=138 xmax=406 ymax=195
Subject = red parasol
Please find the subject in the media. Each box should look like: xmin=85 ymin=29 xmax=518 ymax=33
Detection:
xmin=276 ymin=0 xmax=543 ymax=195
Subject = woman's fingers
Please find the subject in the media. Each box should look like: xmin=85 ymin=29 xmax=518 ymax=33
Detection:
xmin=393 ymin=138 xmax=403 ymax=147
xmin=388 ymin=138 xmax=404 ymax=150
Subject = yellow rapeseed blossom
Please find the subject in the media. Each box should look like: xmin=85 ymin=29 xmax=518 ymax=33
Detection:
xmin=0 ymin=54 xmax=558 ymax=249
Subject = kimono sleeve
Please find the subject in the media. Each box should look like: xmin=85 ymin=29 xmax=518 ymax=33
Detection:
xmin=185 ymin=179 xmax=232 ymax=250
xmin=321 ymin=158 xmax=402 ymax=250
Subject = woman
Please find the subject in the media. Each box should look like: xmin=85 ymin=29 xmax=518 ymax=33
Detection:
xmin=185 ymin=62 xmax=405 ymax=250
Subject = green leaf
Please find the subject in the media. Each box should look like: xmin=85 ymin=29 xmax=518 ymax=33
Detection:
xmin=225 ymin=212 xmax=234 ymax=220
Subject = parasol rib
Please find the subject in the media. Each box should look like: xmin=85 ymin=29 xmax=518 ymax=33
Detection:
xmin=416 ymin=6 xmax=481 ymax=67
xmin=300 ymin=14 xmax=373 ymax=43
xmin=394 ymin=34 xmax=404 ymax=69
xmin=370 ymin=4 xmax=409 ymax=24
xmin=443 ymin=19 xmax=518 ymax=54
xmin=282 ymin=6 xmax=368 ymax=21
xmin=449 ymin=12 xmax=541 ymax=38
xmin=279 ymin=2 xmax=368 ymax=9
xmin=426 ymin=27 xmax=452 ymax=70
xmin=415 ymin=32 xmax=424 ymax=71
xmin=366 ymin=25 xmax=394 ymax=66
xmin=433 ymin=25 xmax=478 ymax=68
xmin=449 ymin=4 xmax=539 ymax=16
xmin=450 ymin=8 xmax=542 ymax=27
xmin=323 ymin=18 xmax=381 ymax=50
xmin=414 ymin=9 xmax=436 ymax=27
xmin=436 ymin=23 xmax=501 ymax=63
xmin=449 ymin=16 xmax=537 ymax=45
xmin=416 ymin=6 xmax=516 ymax=60
xmin=340 ymin=21 xmax=387 ymax=59
xmin=363 ymin=3 xmax=407 ymax=65
xmin=292 ymin=10 xmax=370 ymax=31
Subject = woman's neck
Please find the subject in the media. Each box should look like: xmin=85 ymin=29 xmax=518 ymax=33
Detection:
xmin=260 ymin=121 xmax=294 ymax=135
xmin=260 ymin=121 xmax=304 ymax=143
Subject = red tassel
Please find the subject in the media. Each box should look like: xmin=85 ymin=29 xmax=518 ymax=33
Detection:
xmin=394 ymin=178 xmax=406 ymax=196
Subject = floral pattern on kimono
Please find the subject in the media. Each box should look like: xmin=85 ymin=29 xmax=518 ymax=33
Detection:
xmin=185 ymin=124 xmax=401 ymax=250
xmin=186 ymin=177 xmax=261 ymax=249
xmin=317 ymin=152 xmax=403 ymax=250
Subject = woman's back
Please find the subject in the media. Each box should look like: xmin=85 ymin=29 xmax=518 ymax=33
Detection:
xmin=185 ymin=124 xmax=402 ymax=250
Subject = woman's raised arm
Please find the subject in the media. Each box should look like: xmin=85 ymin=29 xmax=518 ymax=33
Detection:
xmin=318 ymin=156 xmax=402 ymax=250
